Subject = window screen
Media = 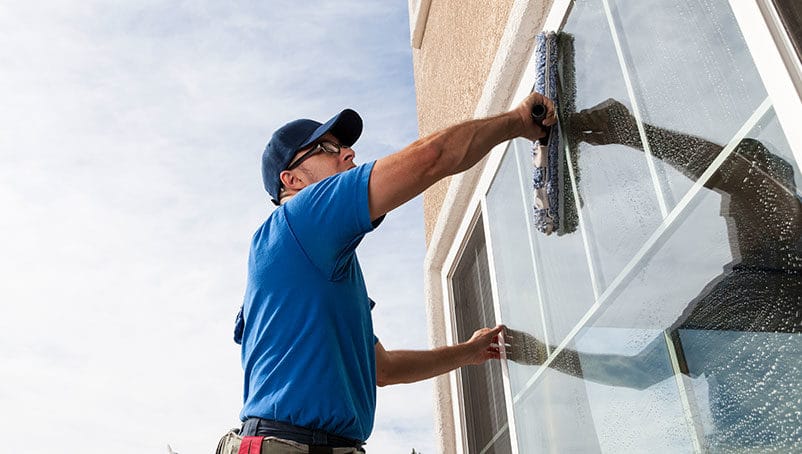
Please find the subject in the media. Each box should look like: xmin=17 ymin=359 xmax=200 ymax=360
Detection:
xmin=451 ymin=217 xmax=511 ymax=454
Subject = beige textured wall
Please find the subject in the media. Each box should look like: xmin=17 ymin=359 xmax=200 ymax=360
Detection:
xmin=412 ymin=0 xmax=516 ymax=245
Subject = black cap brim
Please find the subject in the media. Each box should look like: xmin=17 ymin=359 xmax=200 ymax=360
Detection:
xmin=299 ymin=108 xmax=363 ymax=150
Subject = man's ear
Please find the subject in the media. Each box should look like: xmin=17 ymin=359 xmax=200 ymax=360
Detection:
xmin=279 ymin=169 xmax=305 ymax=191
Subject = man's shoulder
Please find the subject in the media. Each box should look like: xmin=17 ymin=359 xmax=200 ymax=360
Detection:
xmin=284 ymin=162 xmax=375 ymax=217
xmin=250 ymin=207 xmax=291 ymax=245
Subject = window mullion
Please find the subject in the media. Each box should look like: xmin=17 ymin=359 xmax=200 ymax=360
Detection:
xmin=481 ymin=196 xmax=520 ymax=454
xmin=512 ymin=141 xmax=552 ymax=353
xmin=600 ymin=0 xmax=670 ymax=218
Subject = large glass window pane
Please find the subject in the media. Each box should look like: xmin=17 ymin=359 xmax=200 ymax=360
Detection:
xmin=485 ymin=143 xmax=548 ymax=391
xmin=557 ymin=5 xmax=666 ymax=295
xmin=584 ymin=108 xmax=802 ymax=451
xmin=509 ymin=107 xmax=802 ymax=451
xmin=479 ymin=0 xmax=802 ymax=449
xmin=513 ymin=330 xmax=695 ymax=453
xmin=472 ymin=0 xmax=802 ymax=449
xmin=511 ymin=138 xmax=597 ymax=346
xmin=605 ymin=0 xmax=769 ymax=207
xmin=451 ymin=218 xmax=511 ymax=454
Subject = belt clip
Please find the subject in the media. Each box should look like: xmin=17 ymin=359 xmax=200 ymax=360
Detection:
xmin=237 ymin=436 xmax=264 ymax=454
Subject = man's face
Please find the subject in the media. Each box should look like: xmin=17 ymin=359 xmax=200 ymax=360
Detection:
xmin=286 ymin=132 xmax=357 ymax=185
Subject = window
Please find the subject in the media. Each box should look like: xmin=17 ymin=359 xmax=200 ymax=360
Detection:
xmin=449 ymin=0 xmax=802 ymax=452
xmin=449 ymin=216 xmax=511 ymax=454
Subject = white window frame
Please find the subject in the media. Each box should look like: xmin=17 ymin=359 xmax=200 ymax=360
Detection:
xmin=432 ymin=0 xmax=802 ymax=452
xmin=441 ymin=203 xmax=480 ymax=454
xmin=409 ymin=0 xmax=433 ymax=49
xmin=731 ymin=0 xmax=802 ymax=164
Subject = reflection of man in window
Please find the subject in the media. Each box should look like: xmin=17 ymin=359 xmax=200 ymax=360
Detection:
xmin=515 ymin=99 xmax=802 ymax=450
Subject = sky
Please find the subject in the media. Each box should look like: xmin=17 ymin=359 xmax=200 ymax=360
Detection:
xmin=0 ymin=1 xmax=435 ymax=453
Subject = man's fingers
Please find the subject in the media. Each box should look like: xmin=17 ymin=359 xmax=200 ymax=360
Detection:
xmin=470 ymin=325 xmax=505 ymax=348
xmin=539 ymin=97 xmax=557 ymax=127
xmin=523 ymin=93 xmax=558 ymax=129
xmin=544 ymin=105 xmax=558 ymax=126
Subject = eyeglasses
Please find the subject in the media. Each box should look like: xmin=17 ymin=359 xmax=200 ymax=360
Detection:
xmin=286 ymin=141 xmax=349 ymax=170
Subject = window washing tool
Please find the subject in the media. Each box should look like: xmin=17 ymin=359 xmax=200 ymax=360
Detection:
xmin=531 ymin=104 xmax=550 ymax=142
xmin=531 ymin=32 xmax=580 ymax=236
xmin=531 ymin=31 xmax=561 ymax=235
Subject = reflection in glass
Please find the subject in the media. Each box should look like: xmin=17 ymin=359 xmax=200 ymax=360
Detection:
xmin=514 ymin=138 xmax=596 ymax=346
xmin=558 ymin=4 xmax=665 ymax=295
xmin=678 ymin=330 xmax=802 ymax=450
xmin=514 ymin=367 xmax=604 ymax=453
xmin=607 ymin=0 xmax=769 ymax=208
xmin=530 ymin=105 xmax=802 ymax=450
xmin=477 ymin=0 xmax=802 ymax=451
xmin=507 ymin=325 xmax=695 ymax=452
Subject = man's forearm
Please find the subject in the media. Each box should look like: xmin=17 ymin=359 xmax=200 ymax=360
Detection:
xmin=367 ymin=93 xmax=551 ymax=220
xmin=423 ymin=113 xmax=524 ymax=178
xmin=378 ymin=344 xmax=470 ymax=386
xmin=376 ymin=326 xmax=503 ymax=386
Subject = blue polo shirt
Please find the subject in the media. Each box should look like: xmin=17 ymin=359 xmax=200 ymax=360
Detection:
xmin=239 ymin=161 xmax=381 ymax=442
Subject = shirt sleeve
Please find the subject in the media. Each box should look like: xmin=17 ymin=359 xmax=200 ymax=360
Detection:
xmin=283 ymin=161 xmax=381 ymax=280
xmin=233 ymin=305 xmax=244 ymax=345
xmin=370 ymin=298 xmax=379 ymax=345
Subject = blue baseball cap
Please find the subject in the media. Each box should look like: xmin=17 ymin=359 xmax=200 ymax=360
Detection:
xmin=262 ymin=109 xmax=363 ymax=205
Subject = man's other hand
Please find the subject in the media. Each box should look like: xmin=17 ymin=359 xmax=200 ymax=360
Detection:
xmin=462 ymin=325 xmax=505 ymax=366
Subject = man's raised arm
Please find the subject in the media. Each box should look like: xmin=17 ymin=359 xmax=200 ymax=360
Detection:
xmin=367 ymin=92 xmax=555 ymax=221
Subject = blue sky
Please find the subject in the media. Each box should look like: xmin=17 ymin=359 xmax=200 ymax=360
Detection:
xmin=0 ymin=1 xmax=433 ymax=452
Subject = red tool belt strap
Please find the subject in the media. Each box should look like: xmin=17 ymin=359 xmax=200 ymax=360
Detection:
xmin=237 ymin=436 xmax=265 ymax=454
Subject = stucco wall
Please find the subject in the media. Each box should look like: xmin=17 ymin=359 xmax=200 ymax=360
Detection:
xmin=412 ymin=0 xmax=516 ymax=246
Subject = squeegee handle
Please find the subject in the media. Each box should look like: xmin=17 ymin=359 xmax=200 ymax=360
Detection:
xmin=530 ymin=103 xmax=550 ymax=145
xmin=530 ymin=103 xmax=548 ymax=128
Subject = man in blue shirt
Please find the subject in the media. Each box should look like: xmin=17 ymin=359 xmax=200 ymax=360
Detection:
xmin=219 ymin=92 xmax=555 ymax=454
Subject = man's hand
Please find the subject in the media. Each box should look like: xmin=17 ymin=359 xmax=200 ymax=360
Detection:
xmin=461 ymin=325 xmax=505 ymax=366
xmin=512 ymin=92 xmax=558 ymax=141
xmin=374 ymin=325 xmax=506 ymax=386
